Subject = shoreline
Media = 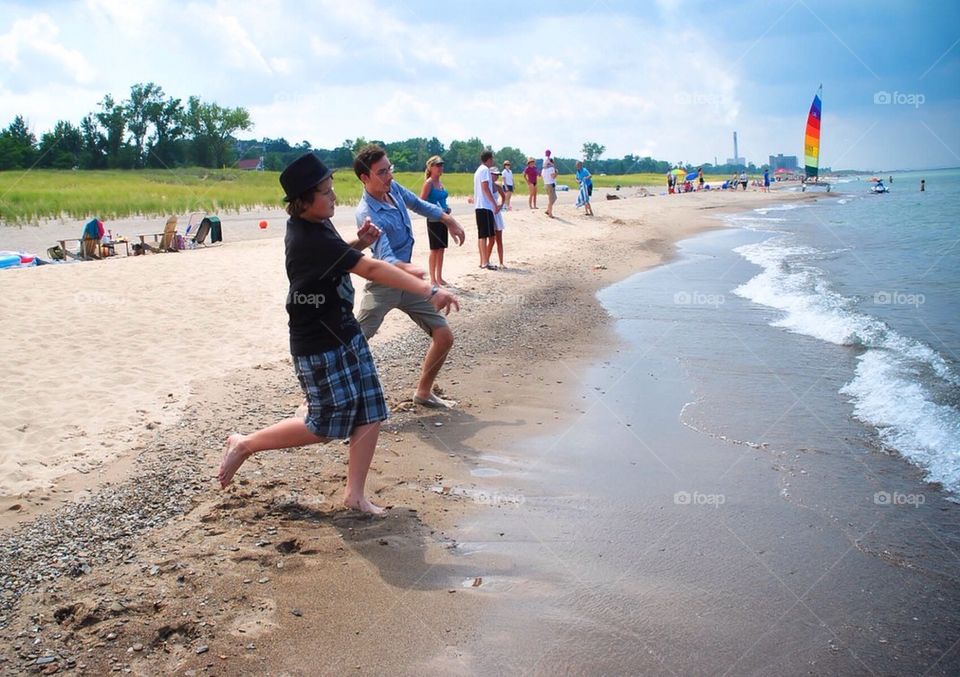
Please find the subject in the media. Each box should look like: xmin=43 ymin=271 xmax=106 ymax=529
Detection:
xmin=0 ymin=188 xmax=818 ymax=674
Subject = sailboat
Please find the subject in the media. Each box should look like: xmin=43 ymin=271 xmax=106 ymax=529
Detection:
xmin=802 ymin=85 xmax=830 ymax=192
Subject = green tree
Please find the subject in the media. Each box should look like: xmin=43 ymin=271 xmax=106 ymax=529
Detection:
xmin=96 ymin=95 xmax=130 ymax=168
xmin=36 ymin=120 xmax=84 ymax=169
xmin=0 ymin=115 xmax=36 ymax=169
xmin=445 ymin=137 xmax=486 ymax=172
xmin=581 ymin=141 xmax=606 ymax=162
xmin=183 ymin=96 xmax=252 ymax=167
xmin=146 ymin=93 xmax=184 ymax=168
xmin=124 ymin=82 xmax=164 ymax=167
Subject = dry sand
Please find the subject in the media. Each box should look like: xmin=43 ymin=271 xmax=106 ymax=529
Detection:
xmin=0 ymin=186 xmax=815 ymax=674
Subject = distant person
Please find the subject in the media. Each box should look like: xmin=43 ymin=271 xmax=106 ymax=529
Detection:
xmin=216 ymin=153 xmax=461 ymax=514
xmin=889 ymin=175 xmax=893 ymax=184
xmin=490 ymin=167 xmax=507 ymax=267
xmin=739 ymin=171 xmax=748 ymax=191
xmin=575 ymin=161 xmax=594 ymax=216
xmin=920 ymin=179 xmax=925 ymax=192
xmin=524 ymin=157 xmax=539 ymax=209
xmin=353 ymin=144 xmax=466 ymax=409
xmin=697 ymin=167 xmax=704 ymax=191
xmin=542 ymin=157 xmax=558 ymax=217
xmin=419 ymin=155 xmax=451 ymax=287
xmin=501 ymin=160 xmax=514 ymax=210
xmin=667 ymin=171 xmax=674 ymax=194
xmin=473 ymin=150 xmax=500 ymax=270
xmin=762 ymin=168 xmax=770 ymax=193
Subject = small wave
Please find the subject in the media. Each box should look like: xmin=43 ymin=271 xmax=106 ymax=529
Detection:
xmin=841 ymin=351 xmax=960 ymax=493
xmin=734 ymin=235 xmax=960 ymax=493
xmin=753 ymin=204 xmax=800 ymax=215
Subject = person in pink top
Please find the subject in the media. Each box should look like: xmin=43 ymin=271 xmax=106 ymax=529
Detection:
xmin=523 ymin=157 xmax=539 ymax=209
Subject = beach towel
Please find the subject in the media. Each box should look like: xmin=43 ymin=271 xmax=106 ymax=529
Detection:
xmin=82 ymin=218 xmax=104 ymax=240
xmin=576 ymin=182 xmax=589 ymax=209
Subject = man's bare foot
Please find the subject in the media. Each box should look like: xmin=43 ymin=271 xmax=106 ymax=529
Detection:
xmin=218 ymin=434 xmax=251 ymax=488
xmin=343 ymin=495 xmax=386 ymax=516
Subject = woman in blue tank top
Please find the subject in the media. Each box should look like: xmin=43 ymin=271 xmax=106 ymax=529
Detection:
xmin=419 ymin=155 xmax=451 ymax=286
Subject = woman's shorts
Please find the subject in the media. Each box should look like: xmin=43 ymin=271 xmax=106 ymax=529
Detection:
xmin=293 ymin=332 xmax=388 ymax=440
xmin=426 ymin=220 xmax=448 ymax=250
xmin=505 ymin=184 xmax=514 ymax=192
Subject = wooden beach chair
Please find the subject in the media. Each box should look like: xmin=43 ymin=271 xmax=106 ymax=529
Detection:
xmin=58 ymin=218 xmax=105 ymax=260
xmin=137 ymin=216 xmax=179 ymax=253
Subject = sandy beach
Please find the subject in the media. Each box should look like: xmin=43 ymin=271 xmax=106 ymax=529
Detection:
xmin=5 ymin=184 xmax=924 ymax=675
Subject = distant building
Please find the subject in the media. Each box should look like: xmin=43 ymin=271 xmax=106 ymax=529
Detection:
xmin=768 ymin=154 xmax=799 ymax=171
xmin=237 ymin=157 xmax=264 ymax=171
xmin=726 ymin=156 xmax=746 ymax=167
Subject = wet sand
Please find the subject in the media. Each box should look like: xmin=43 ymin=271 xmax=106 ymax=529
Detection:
xmin=0 ymin=187 xmax=835 ymax=674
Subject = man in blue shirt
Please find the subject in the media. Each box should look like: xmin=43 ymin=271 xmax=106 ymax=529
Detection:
xmin=354 ymin=144 xmax=466 ymax=408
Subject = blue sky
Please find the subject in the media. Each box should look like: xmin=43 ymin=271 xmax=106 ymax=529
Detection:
xmin=1 ymin=0 xmax=957 ymax=170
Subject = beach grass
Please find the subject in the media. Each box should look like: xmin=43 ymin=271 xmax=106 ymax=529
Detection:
xmin=0 ymin=169 xmax=732 ymax=224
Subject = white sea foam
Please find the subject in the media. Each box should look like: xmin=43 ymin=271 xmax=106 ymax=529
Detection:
xmin=734 ymin=234 xmax=960 ymax=493
xmin=841 ymin=352 xmax=960 ymax=493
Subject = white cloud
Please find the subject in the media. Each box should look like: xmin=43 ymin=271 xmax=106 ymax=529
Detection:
xmin=0 ymin=13 xmax=95 ymax=85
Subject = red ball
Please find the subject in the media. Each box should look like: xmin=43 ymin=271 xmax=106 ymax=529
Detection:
xmin=258 ymin=220 xmax=268 ymax=229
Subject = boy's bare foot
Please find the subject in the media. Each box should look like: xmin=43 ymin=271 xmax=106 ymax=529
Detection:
xmin=343 ymin=495 xmax=386 ymax=516
xmin=218 ymin=434 xmax=251 ymax=488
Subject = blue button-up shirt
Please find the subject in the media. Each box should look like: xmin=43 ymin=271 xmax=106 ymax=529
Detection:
xmin=356 ymin=181 xmax=443 ymax=264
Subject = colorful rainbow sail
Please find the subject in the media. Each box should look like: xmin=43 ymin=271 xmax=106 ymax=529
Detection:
xmin=804 ymin=85 xmax=822 ymax=179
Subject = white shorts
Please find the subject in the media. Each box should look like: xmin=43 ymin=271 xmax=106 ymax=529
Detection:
xmin=494 ymin=211 xmax=505 ymax=232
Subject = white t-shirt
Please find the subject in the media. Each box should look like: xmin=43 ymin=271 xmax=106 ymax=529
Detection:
xmin=542 ymin=164 xmax=557 ymax=185
xmin=473 ymin=164 xmax=496 ymax=210
xmin=502 ymin=168 xmax=514 ymax=186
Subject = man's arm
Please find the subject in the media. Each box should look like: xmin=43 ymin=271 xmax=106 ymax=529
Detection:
xmin=349 ymin=256 xmax=460 ymax=314
xmin=397 ymin=182 xmax=444 ymax=220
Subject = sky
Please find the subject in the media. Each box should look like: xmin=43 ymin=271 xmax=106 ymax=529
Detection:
xmin=1 ymin=0 xmax=958 ymax=170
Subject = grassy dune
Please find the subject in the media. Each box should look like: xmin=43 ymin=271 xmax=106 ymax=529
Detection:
xmin=0 ymin=168 xmax=729 ymax=224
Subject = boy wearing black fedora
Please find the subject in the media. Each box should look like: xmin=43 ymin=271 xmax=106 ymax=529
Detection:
xmin=217 ymin=153 xmax=460 ymax=515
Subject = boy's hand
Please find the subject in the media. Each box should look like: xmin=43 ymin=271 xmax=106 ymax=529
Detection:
xmin=396 ymin=262 xmax=426 ymax=278
xmin=356 ymin=217 xmax=381 ymax=247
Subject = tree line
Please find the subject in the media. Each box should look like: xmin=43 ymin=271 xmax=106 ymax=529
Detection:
xmin=0 ymin=81 xmax=768 ymax=175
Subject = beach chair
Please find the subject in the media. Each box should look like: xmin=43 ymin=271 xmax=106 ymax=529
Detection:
xmin=189 ymin=215 xmax=222 ymax=246
xmin=59 ymin=218 xmax=104 ymax=261
xmin=137 ymin=216 xmax=179 ymax=253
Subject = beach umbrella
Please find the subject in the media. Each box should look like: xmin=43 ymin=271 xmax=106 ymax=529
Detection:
xmin=774 ymin=168 xmax=789 ymax=175
xmin=685 ymin=171 xmax=698 ymax=181
xmin=671 ymin=168 xmax=685 ymax=177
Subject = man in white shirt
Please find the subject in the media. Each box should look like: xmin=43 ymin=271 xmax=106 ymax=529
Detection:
xmin=473 ymin=150 xmax=500 ymax=269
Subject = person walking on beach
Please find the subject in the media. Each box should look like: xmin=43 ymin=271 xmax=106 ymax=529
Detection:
xmin=524 ymin=157 xmax=539 ymax=209
xmin=575 ymin=160 xmax=594 ymax=216
xmin=762 ymin=168 xmax=770 ymax=193
xmin=501 ymin=160 xmax=514 ymax=210
xmin=739 ymin=171 xmax=748 ymax=191
xmin=216 ymin=153 xmax=461 ymax=513
xmin=353 ymin=144 xmax=466 ymax=409
xmin=473 ymin=150 xmax=500 ymax=270
xmin=542 ymin=157 xmax=558 ymax=217
xmin=419 ymin=155 xmax=451 ymax=287
xmin=697 ymin=167 xmax=704 ymax=191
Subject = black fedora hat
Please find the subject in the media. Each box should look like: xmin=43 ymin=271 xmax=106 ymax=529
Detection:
xmin=280 ymin=153 xmax=334 ymax=202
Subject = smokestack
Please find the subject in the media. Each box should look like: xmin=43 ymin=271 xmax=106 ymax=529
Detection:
xmin=733 ymin=132 xmax=739 ymax=164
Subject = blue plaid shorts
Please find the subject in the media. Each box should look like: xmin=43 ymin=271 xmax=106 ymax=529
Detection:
xmin=292 ymin=332 xmax=389 ymax=440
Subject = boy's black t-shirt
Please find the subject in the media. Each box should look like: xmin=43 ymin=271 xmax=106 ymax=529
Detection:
xmin=284 ymin=216 xmax=363 ymax=355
